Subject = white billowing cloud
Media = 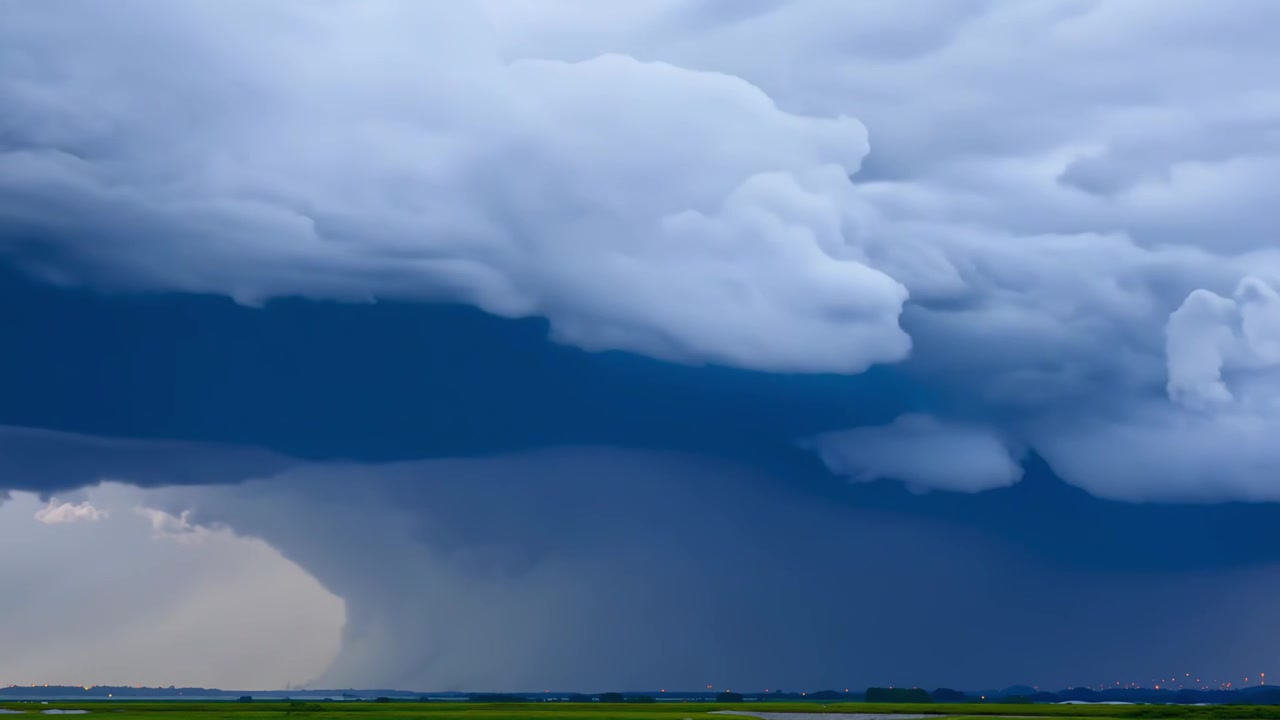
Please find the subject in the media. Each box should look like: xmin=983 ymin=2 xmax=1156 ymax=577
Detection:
xmin=0 ymin=1 xmax=909 ymax=374
xmin=1020 ymin=277 xmax=1280 ymax=502
xmin=806 ymin=414 xmax=1023 ymax=493
xmin=1166 ymin=290 xmax=1239 ymax=411
xmin=2 ymin=1 xmax=1280 ymax=498
xmin=34 ymin=498 xmax=107 ymax=524
xmin=0 ymin=484 xmax=343 ymax=689
xmin=1239 ymin=278 xmax=1280 ymax=365
xmin=1031 ymin=402 xmax=1280 ymax=502
xmin=1166 ymin=278 xmax=1280 ymax=411
xmin=137 ymin=507 xmax=206 ymax=543
xmin=479 ymin=1 xmax=1280 ymax=502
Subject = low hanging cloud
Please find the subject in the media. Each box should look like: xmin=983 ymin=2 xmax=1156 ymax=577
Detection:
xmin=805 ymin=414 xmax=1023 ymax=493
xmin=34 ymin=498 xmax=107 ymax=524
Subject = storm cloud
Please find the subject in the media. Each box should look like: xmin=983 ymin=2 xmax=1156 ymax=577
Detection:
xmin=3 ymin=0 xmax=1279 ymax=500
xmin=3 ymin=0 xmax=1280 ymax=691
xmin=7 ymin=431 xmax=1279 ymax=691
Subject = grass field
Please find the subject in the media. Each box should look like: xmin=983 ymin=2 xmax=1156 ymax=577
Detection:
xmin=6 ymin=702 xmax=1280 ymax=720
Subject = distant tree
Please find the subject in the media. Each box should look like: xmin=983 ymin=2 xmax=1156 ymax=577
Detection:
xmin=1030 ymin=692 xmax=1057 ymax=703
xmin=598 ymin=693 xmax=626 ymax=703
xmin=625 ymin=696 xmax=656 ymax=703
xmin=809 ymin=690 xmax=843 ymax=700
xmin=1249 ymin=689 xmax=1280 ymax=706
xmin=716 ymin=691 xmax=744 ymax=703
xmin=931 ymin=688 xmax=966 ymax=702
xmin=1059 ymin=687 xmax=1098 ymax=702
xmin=236 ymin=696 xmax=253 ymax=703
xmin=565 ymin=694 xmax=592 ymax=703
xmin=373 ymin=697 xmax=391 ymax=703
xmin=1001 ymin=686 xmax=1036 ymax=698
xmin=865 ymin=688 xmax=932 ymax=703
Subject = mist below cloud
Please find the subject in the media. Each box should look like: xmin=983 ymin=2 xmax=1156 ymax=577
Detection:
xmin=147 ymin=447 xmax=1280 ymax=691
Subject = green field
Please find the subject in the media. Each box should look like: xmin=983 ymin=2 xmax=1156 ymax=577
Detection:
xmin=6 ymin=702 xmax=1280 ymax=720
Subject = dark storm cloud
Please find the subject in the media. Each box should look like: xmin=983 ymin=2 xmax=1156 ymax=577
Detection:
xmin=12 ymin=440 xmax=1271 ymax=692
xmin=4 ymin=1 xmax=1280 ymax=501
xmin=0 ymin=425 xmax=293 ymax=496
xmin=3 ymin=286 xmax=1280 ymax=687
xmin=5 ymin=277 xmax=1279 ymax=575
xmin=0 ymin=270 xmax=914 ymax=465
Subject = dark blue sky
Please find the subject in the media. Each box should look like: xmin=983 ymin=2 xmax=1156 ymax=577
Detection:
xmin=4 ymin=267 xmax=1278 ymax=577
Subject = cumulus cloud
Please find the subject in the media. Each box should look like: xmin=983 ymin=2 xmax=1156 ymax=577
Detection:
xmin=2 ymin=1 xmax=1280 ymax=499
xmin=805 ymin=414 xmax=1023 ymax=493
xmin=0 ymin=0 xmax=908 ymax=374
xmin=34 ymin=498 xmax=107 ymax=524
xmin=1029 ymin=277 xmax=1280 ymax=502
xmin=1165 ymin=278 xmax=1280 ymax=412
xmin=136 ymin=507 xmax=207 ymax=543
xmin=482 ymin=1 xmax=1280 ymax=501
xmin=1031 ymin=403 xmax=1280 ymax=503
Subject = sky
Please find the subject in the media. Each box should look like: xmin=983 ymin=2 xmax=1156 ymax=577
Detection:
xmin=1 ymin=0 xmax=1279 ymax=692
